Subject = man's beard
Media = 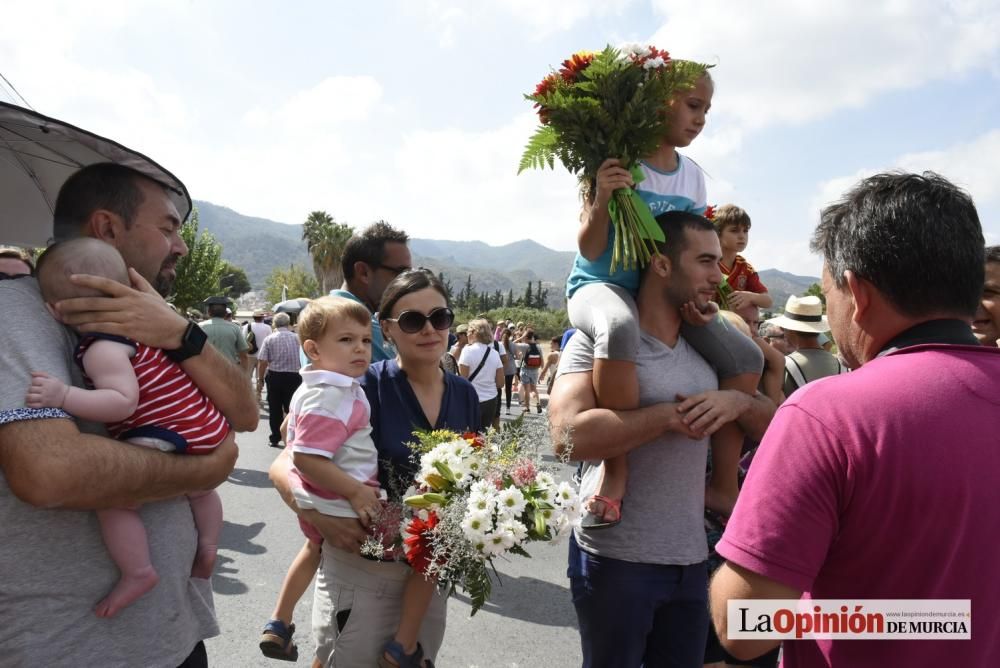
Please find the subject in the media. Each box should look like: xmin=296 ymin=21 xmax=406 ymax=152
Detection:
xmin=155 ymin=254 xmax=181 ymax=297
xmin=154 ymin=273 xmax=173 ymax=297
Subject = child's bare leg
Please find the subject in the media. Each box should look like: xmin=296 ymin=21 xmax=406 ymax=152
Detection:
xmin=94 ymin=507 xmax=160 ymax=618
xmin=705 ymin=372 xmax=758 ymax=517
xmin=585 ymin=359 xmax=639 ymax=523
xmin=272 ymin=539 xmax=322 ymax=625
xmin=383 ymin=571 xmax=436 ymax=666
xmin=187 ymin=489 xmax=223 ymax=579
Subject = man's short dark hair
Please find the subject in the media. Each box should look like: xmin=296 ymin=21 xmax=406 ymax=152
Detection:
xmin=650 ymin=210 xmax=717 ymax=266
xmin=987 ymin=245 xmax=1000 ymax=265
xmin=52 ymin=163 xmax=156 ymax=241
xmin=207 ymin=304 xmax=227 ymax=318
xmin=341 ymin=220 xmax=409 ymax=280
xmin=811 ymin=171 xmax=984 ymax=318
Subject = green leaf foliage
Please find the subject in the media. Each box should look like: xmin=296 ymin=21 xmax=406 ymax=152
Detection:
xmin=264 ymin=264 xmax=320 ymax=305
xmin=466 ymin=561 xmax=492 ymax=616
xmin=170 ymin=207 xmax=225 ymax=314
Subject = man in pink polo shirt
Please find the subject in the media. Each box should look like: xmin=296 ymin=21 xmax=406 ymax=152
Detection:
xmin=710 ymin=172 xmax=1000 ymax=666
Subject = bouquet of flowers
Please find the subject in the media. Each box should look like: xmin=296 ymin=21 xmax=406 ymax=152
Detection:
xmin=399 ymin=426 xmax=581 ymax=614
xmin=519 ymin=44 xmax=712 ymax=272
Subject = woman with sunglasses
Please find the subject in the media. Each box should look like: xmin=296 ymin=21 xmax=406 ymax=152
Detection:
xmin=273 ymin=269 xmax=478 ymax=668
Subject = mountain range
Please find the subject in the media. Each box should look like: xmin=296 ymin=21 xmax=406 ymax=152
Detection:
xmin=194 ymin=200 xmax=817 ymax=311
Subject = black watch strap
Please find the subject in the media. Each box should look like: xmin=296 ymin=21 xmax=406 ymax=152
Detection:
xmin=165 ymin=320 xmax=208 ymax=363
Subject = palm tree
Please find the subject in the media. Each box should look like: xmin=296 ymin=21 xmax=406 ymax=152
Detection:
xmin=302 ymin=211 xmax=354 ymax=294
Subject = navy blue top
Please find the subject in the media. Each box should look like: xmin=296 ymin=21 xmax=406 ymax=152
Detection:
xmin=362 ymin=359 xmax=480 ymax=494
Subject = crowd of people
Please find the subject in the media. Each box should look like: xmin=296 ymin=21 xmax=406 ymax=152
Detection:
xmin=1 ymin=82 xmax=999 ymax=668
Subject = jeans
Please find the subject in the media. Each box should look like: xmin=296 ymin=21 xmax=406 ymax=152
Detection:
xmin=568 ymin=535 xmax=709 ymax=667
xmin=176 ymin=641 xmax=207 ymax=668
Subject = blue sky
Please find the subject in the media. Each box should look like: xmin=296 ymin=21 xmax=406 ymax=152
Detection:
xmin=3 ymin=0 xmax=998 ymax=276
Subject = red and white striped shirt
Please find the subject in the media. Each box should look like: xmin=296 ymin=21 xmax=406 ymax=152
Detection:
xmin=76 ymin=336 xmax=229 ymax=454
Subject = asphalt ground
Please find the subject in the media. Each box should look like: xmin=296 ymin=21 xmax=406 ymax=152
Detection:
xmin=205 ymin=383 xmax=583 ymax=668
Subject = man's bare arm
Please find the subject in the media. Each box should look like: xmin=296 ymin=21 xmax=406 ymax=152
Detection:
xmin=0 ymin=419 xmax=238 ymax=509
xmin=55 ymin=270 xmax=258 ymax=431
xmin=675 ymin=390 xmax=777 ymax=442
xmin=548 ymin=371 xmax=701 ymax=461
xmin=710 ymin=561 xmax=800 ymax=660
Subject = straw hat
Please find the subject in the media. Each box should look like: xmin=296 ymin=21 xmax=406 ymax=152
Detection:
xmin=767 ymin=295 xmax=829 ymax=334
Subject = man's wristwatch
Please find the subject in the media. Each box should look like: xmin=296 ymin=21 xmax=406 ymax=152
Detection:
xmin=165 ymin=319 xmax=208 ymax=363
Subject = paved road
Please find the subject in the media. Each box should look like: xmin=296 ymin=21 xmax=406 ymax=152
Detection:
xmin=206 ymin=390 xmax=582 ymax=667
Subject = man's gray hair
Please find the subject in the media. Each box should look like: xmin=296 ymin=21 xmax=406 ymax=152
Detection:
xmin=273 ymin=312 xmax=291 ymax=328
xmin=811 ymin=171 xmax=983 ymax=318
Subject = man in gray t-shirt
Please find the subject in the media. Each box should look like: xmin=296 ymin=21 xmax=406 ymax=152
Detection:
xmin=549 ymin=212 xmax=775 ymax=668
xmin=0 ymin=163 xmax=256 ymax=667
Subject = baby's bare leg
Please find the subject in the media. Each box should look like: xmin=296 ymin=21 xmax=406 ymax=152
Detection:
xmin=187 ymin=489 xmax=223 ymax=579
xmin=95 ymin=507 xmax=160 ymax=617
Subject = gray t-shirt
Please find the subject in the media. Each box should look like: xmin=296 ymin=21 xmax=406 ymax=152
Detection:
xmin=0 ymin=278 xmax=218 ymax=667
xmin=558 ymin=328 xmax=717 ymax=565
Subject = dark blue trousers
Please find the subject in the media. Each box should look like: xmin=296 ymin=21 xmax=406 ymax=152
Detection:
xmin=568 ymin=535 xmax=709 ymax=668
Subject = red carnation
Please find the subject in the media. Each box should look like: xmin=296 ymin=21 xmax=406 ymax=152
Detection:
xmin=704 ymin=205 xmax=716 ymax=220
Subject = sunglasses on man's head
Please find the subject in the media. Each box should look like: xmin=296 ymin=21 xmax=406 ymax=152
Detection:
xmin=383 ymin=307 xmax=454 ymax=333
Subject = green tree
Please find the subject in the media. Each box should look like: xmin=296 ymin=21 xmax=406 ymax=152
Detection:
xmin=302 ymin=210 xmax=354 ymax=294
xmin=437 ymin=272 xmax=453 ymax=301
xmin=804 ymin=282 xmax=825 ymax=306
xmin=219 ymin=261 xmax=252 ymax=300
xmin=506 ymin=289 xmax=514 ymax=308
xmin=523 ymin=282 xmax=534 ymax=308
xmin=264 ymin=264 xmax=320 ymax=305
xmin=171 ymin=208 xmax=224 ymax=314
xmin=535 ymin=280 xmax=548 ymax=309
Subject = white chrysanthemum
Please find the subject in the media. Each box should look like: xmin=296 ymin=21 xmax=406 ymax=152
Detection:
xmin=470 ymin=479 xmax=493 ymax=496
xmin=492 ymin=524 xmax=517 ymax=550
xmin=557 ymin=497 xmax=581 ymax=519
xmin=481 ymin=532 xmax=509 ymax=556
xmin=554 ymin=481 xmax=577 ymax=504
xmin=468 ymin=486 xmax=496 ymax=513
xmin=469 ymin=534 xmax=489 ymax=556
xmin=643 ymin=56 xmax=666 ymax=70
xmin=496 ymin=487 xmax=527 ymax=517
xmin=535 ymin=472 xmax=556 ymax=489
xmin=619 ymin=42 xmax=651 ymax=59
xmin=465 ymin=453 xmax=484 ymax=477
xmin=446 ymin=439 xmax=472 ymax=459
xmin=498 ymin=518 xmax=528 ymax=545
xmin=461 ymin=509 xmax=493 ymax=537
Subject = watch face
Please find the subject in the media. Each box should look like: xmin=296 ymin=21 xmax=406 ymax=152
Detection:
xmin=185 ymin=320 xmax=208 ymax=348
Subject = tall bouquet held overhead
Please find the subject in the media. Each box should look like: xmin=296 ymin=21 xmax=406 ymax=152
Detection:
xmin=519 ymin=45 xmax=712 ymax=272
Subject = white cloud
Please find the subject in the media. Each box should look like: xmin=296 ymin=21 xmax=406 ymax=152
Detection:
xmin=649 ymin=0 xmax=1000 ymax=130
xmin=812 ymin=128 xmax=1000 ymax=213
xmin=388 ymin=113 xmax=582 ymax=250
xmin=411 ymin=0 xmax=637 ymax=45
xmin=243 ymin=76 xmax=384 ymax=131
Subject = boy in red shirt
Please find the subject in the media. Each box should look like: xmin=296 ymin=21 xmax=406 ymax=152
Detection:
xmin=712 ymin=204 xmax=773 ymax=310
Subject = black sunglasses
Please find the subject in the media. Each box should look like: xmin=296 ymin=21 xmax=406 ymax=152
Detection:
xmin=377 ymin=263 xmax=412 ymax=276
xmin=383 ymin=307 xmax=454 ymax=334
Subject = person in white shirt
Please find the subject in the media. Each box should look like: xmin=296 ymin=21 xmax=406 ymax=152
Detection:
xmin=458 ymin=319 xmax=504 ymax=432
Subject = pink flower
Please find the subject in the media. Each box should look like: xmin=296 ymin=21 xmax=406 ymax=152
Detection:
xmin=510 ymin=459 xmax=538 ymax=487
